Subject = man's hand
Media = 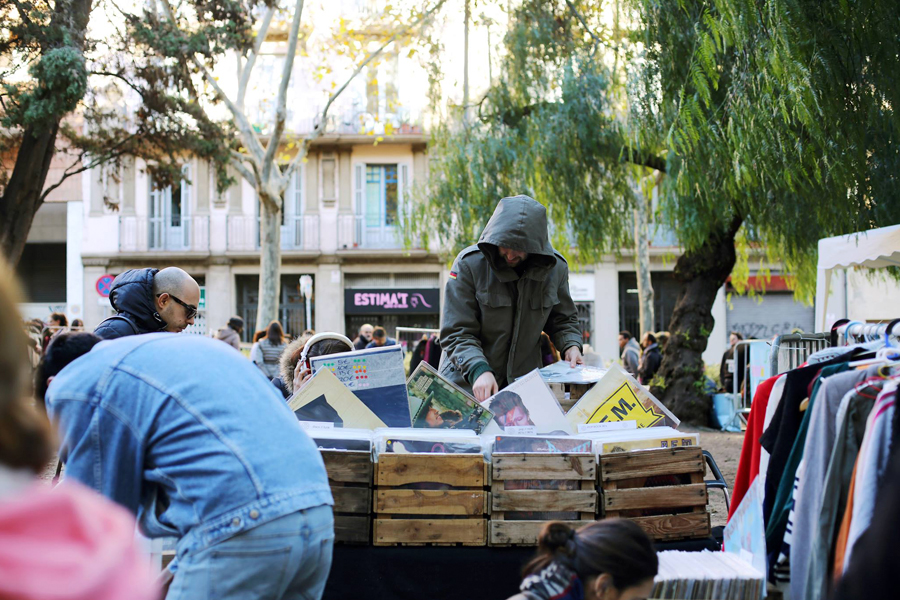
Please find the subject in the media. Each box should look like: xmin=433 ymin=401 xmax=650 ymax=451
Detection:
xmin=473 ymin=371 xmax=499 ymax=403
xmin=565 ymin=346 xmax=584 ymax=368
xmin=292 ymin=361 xmax=313 ymax=393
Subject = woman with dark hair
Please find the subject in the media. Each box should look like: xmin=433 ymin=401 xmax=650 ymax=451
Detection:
xmin=253 ymin=320 xmax=288 ymax=379
xmin=508 ymin=520 xmax=658 ymax=600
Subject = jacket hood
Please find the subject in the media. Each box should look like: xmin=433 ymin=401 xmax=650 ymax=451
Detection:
xmin=108 ymin=268 xmax=164 ymax=332
xmin=478 ymin=195 xmax=556 ymax=274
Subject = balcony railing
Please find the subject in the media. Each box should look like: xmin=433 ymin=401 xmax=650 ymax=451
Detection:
xmin=119 ymin=216 xmax=210 ymax=252
xmin=337 ymin=214 xmax=421 ymax=251
xmin=226 ymin=214 xmax=320 ymax=252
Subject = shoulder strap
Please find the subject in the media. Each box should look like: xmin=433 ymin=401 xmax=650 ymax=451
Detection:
xmin=99 ymin=314 xmax=140 ymax=335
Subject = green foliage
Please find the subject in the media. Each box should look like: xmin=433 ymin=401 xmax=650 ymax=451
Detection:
xmin=2 ymin=47 xmax=87 ymax=130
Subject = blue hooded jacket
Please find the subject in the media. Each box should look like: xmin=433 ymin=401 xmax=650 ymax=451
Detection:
xmin=94 ymin=268 xmax=166 ymax=339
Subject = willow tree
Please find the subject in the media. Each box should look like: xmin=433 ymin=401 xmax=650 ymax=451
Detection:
xmin=413 ymin=0 xmax=900 ymax=423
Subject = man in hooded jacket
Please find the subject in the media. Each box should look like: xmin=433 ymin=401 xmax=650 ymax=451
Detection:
xmin=439 ymin=195 xmax=584 ymax=402
xmin=93 ymin=267 xmax=200 ymax=340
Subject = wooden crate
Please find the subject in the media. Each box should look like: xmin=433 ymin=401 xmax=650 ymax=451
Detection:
xmin=373 ymin=454 xmax=488 ymax=546
xmin=598 ymin=447 xmax=710 ymax=541
xmin=321 ymin=450 xmax=373 ymax=544
xmin=489 ymin=453 xmax=598 ymax=546
xmin=548 ymin=383 xmax=593 ymax=412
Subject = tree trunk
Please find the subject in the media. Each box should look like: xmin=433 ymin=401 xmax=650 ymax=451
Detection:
xmin=256 ymin=196 xmax=282 ymax=332
xmin=634 ymin=188 xmax=654 ymax=336
xmin=651 ymin=216 xmax=742 ymax=424
xmin=0 ymin=0 xmax=93 ymax=265
xmin=0 ymin=125 xmax=60 ymax=264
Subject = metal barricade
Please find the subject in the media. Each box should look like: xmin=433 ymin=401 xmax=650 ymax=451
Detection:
xmin=731 ymin=339 xmax=768 ymax=417
xmin=768 ymin=332 xmax=832 ymax=376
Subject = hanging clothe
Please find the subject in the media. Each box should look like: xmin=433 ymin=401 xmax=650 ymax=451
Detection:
xmin=802 ymin=377 xmax=884 ymax=600
xmin=760 ymin=357 xmax=847 ymax=524
xmin=765 ymin=363 xmax=850 ymax=562
xmin=842 ymin=380 xmax=896 ymax=570
xmin=728 ymin=375 xmax=780 ymax=521
xmin=789 ymin=367 xmax=879 ymax=600
xmin=833 ymin=385 xmax=900 ymax=600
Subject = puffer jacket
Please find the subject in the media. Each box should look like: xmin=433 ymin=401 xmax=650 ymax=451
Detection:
xmin=215 ymin=326 xmax=241 ymax=350
xmin=438 ymin=195 xmax=583 ymax=392
xmin=93 ymin=268 xmax=165 ymax=340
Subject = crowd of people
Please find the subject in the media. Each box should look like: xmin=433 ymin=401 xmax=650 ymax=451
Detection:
xmin=2 ymin=195 xmax=664 ymax=600
xmin=617 ymin=330 xmax=664 ymax=385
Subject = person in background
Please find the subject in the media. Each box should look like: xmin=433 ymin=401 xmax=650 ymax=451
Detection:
xmin=38 ymin=332 xmax=334 ymax=600
xmin=638 ymin=332 xmax=662 ymax=385
xmin=291 ymin=334 xmax=355 ymax=393
xmin=273 ymin=331 xmax=315 ymax=399
xmin=618 ymin=331 xmax=640 ymax=377
xmin=409 ymin=334 xmax=429 ymax=375
xmin=506 ymin=520 xmax=657 ymax=600
xmin=365 ymin=326 xmax=397 ymax=349
xmin=41 ymin=312 xmax=68 ymax=353
xmin=719 ymin=331 xmax=745 ymax=393
xmin=254 ymin=321 xmax=288 ymax=379
xmin=0 ymin=262 xmax=157 ymax=600
xmin=655 ymin=331 xmax=669 ymax=350
xmin=249 ymin=330 xmax=265 ymax=363
xmin=353 ymin=323 xmax=373 ymax=350
xmin=541 ymin=332 xmax=561 ymax=367
xmin=94 ymin=267 xmax=200 ymax=339
xmin=215 ymin=316 xmax=244 ymax=350
xmin=70 ymin=318 xmax=83 ymax=330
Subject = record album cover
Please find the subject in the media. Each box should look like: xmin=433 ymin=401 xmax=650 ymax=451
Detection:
xmin=287 ymin=368 xmax=387 ymax=429
xmin=310 ymin=345 xmax=411 ymax=427
xmin=408 ymin=362 xmax=494 ymax=433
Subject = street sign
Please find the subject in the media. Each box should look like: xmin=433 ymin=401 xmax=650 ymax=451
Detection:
xmin=96 ymin=274 xmax=115 ymax=298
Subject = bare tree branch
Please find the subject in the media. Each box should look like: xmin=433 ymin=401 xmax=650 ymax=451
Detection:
xmin=564 ymin=0 xmax=620 ymax=52
xmin=237 ymin=4 xmax=277 ymax=109
xmin=229 ymin=151 xmax=256 ymax=184
xmin=285 ymin=0 xmax=448 ymax=181
xmin=263 ymin=0 xmax=306 ymax=180
xmin=158 ymin=0 xmax=266 ymax=164
xmin=39 ymin=135 xmax=136 ymax=203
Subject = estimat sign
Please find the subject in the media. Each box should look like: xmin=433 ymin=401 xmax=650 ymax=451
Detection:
xmin=344 ymin=288 xmax=440 ymax=314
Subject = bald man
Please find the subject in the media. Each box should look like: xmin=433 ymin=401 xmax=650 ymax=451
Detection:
xmin=94 ymin=267 xmax=201 ymax=339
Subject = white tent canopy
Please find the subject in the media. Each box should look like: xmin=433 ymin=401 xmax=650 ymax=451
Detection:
xmin=815 ymin=224 xmax=900 ymax=330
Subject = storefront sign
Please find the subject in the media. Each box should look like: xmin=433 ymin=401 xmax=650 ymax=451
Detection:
xmin=568 ymin=273 xmax=595 ymax=302
xmin=344 ymin=288 xmax=440 ymax=314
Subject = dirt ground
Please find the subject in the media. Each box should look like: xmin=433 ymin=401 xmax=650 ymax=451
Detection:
xmin=681 ymin=424 xmax=744 ymax=529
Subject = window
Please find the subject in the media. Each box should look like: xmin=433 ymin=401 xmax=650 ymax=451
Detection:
xmin=149 ymin=164 xmax=191 ymax=249
xmin=365 ymin=164 xmax=398 ymax=228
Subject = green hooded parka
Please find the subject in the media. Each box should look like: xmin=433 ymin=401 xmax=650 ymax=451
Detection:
xmin=438 ymin=195 xmax=583 ymax=392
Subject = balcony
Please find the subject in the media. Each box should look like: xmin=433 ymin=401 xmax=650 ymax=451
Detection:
xmin=226 ymin=214 xmax=320 ymax=252
xmin=119 ymin=216 xmax=210 ymax=253
xmin=337 ymin=214 xmax=425 ymax=251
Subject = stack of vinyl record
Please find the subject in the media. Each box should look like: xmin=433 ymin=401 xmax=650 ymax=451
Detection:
xmin=652 ymin=550 xmax=764 ymax=599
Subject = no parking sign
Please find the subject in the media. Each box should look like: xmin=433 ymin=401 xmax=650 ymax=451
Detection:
xmin=96 ymin=274 xmax=115 ymax=298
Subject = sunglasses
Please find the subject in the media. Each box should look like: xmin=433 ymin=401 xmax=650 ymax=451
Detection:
xmin=157 ymin=293 xmax=198 ymax=320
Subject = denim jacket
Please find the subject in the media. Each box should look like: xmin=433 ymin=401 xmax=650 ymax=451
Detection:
xmin=45 ymin=333 xmax=333 ymax=556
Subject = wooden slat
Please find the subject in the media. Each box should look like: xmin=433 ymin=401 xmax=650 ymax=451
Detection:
xmin=331 ymin=486 xmax=371 ymax=514
xmin=626 ymin=512 xmax=710 ymax=541
xmin=489 ymin=519 xmax=592 ymax=546
xmin=334 ymin=515 xmax=370 ymax=544
xmin=599 ymin=447 xmax=704 ymax=482
xmin=491 ymin=490 xmax=597 ymax=513
xmin=375 ymin=454 xmax=486 ymax=488
xmin=373 ymin=518 xmax=486 ymax=545
xmin=321 ymin=451 xmax=373 ymax=484
xmin=374 ymin=490 xmax=487 ymax=515
xmin=492 ymin=454 xmax=595 ymax=481
xmin=603 ymin=483 xmax=707 ymax=512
